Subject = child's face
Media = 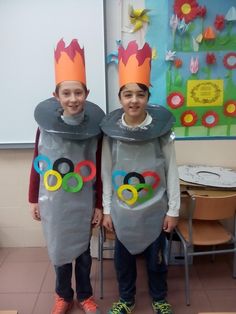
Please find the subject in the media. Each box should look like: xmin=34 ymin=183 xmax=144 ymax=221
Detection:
xmin=119 ymin=83 xmax=149 ymax=121
xmin=54 ymin=81 xmax=89 ymax=116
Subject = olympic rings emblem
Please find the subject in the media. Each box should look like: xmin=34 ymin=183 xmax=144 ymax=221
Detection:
xmin=34 ymin=155 xmax=96 ymax=193
xmin=112 ymin=170 xmax=160 ymax=205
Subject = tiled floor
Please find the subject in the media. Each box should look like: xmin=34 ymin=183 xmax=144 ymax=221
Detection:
xmin=0 ymin=246 xmax=236 ymax=314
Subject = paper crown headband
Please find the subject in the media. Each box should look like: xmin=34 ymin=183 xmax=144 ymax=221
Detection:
xmin=54 ymin=39 xmax=86 ymax=86
xmin=118 ymin=41 xmax=152 ymax=88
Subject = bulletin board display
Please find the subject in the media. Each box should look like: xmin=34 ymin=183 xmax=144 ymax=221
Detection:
xmin=109 ymin=0 xmax=236 ymax=139
xmin=0 ymin=0 xmax=106 ymax=146
xmin=147 ymin=0 xmax=236 ymax=139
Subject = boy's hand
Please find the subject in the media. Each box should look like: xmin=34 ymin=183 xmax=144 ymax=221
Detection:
xmin=30 ymin=203 xmax=41 ymax=221
xmin=92 ymin=208 xmax=103 ymax=227
xmin=103 ymin=214 xmax=114 ymax=232
xmin=163 ymin=215 xmax=178 ymax=233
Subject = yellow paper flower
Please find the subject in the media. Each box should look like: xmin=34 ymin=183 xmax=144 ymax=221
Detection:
xmin=128 ymin=5 xmax=150 ymax=33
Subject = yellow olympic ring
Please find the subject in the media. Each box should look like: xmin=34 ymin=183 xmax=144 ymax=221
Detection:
xmin=117 ymin=184 xmax=138 ymax=205
xmin=44 ymin=170 xmax=62 ymax=191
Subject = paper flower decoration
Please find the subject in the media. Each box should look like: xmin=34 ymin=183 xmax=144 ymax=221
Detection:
xmin=173 ymin=0 xmax=198 ymax=23
xmin=107 ymin=52 xmax=118 ymax=64
xmin=196 ymin=6 xmax=207 ymax=18
xmin=128 ymin=5 xmax=150 ymax=33
xmin=203 ymin=27 xmax=216 ymax=40
xmin=152 ymin=48 xmax=157 ymax=60
xmin=223 ymin=52 xmax=236 ymax=70
xmin=174 ymin=58 xmax=183 ymax=68
xmin=225 ymin=6 xmax=236 ymax=22
xmin=167 ymin=92 xmax=184 ymax=109
xmin=206 ymin=53 xmax=216 ymax=65
xmin=181 ymin=110 xmax=198 ymax=127
xmin=190 ymin=57 xmax=199 ymax=74
xmin=177 ymin=18 xmax=190 ymax=35
xmin=170 ymin=14 xmax=179 ymax=34
xmin=106 ymin=40 xmax=122 ymax=64
xmin=165 ymin=50 xmax=176 ymax=61
xmin=196 ymin=33 xmax=203 ymax=43
xmin=192 ymin=37 xmax=199 ymax=52
xmin=202 ymin=111 xmax=219 ymax=128
xmin=224 ymin=100 xmax=236 ymax=117
xmin=214 ymin=15 xmax=225 ymax=31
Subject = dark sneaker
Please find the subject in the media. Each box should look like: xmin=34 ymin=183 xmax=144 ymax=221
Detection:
xmin=152 ymin=300 xmax=173 ymax=314
xmin=108 ymin=300 xmax=135 ymax=314
xmin=51 ymin=294 xmax=73 ymax=314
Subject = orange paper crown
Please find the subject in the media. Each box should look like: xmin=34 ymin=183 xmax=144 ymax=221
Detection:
xmin=54 ymin=39 xmax=86 ymax=85
xmin=118 ymin=41 xmax=152 ymax=88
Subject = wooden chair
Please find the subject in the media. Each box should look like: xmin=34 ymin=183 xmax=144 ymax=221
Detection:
xmin=98 ymin=226 xmax=115 ymax=299
xmin=168 ymin=190 xmax=236 ymax=306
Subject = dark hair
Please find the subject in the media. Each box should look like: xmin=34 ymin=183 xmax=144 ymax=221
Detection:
xmin=118 ymin=83 xmax=151 ymax=100
xmin=54 ymin=82 xmax=88 ymax=96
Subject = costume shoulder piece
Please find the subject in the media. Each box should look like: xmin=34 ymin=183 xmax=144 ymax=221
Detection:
xmin=100 ymin=104 xmax=175 ymax=141
xmin=34 ymin=97 xmax=105 ymax=140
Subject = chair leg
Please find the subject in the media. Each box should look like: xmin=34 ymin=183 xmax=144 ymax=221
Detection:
xmin=167 ymin=231 xmax=174 ymax=265
xmin=98 ymin=228 xmax=101 ymax=261
xmin=183 ymin=243 xmax=191 ymax=306
xmin=233 ymin=248 xmax=236 ymax=278
xmin=99 ymin=227 xmax=104 ymax=299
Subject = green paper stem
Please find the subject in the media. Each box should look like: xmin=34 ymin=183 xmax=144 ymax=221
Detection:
xmin=184 ymin=127 xmax=189 ymax=137
xmin=226 ymin=117 xmax=232 ymax=136
xmin=207 ymin=127 xmax=211 ymax=137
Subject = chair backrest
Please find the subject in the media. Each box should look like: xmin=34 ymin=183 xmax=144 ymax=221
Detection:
xmin=192 ymin=193 xmax=236 ymax=220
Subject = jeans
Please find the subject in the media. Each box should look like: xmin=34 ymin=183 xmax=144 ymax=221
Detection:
xmin=54 ymin=246 xmax=93 ymax=302
xmin=114 ymin=231 xmax=168 ymax=303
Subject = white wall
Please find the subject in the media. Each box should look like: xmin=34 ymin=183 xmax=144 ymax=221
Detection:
xmin=0 ymin=150 xmax=45 ymax=247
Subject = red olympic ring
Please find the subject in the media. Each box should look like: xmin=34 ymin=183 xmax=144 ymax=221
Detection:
xmin=141 ymin=171 xmax=160 ymax=189
xmin=74 ymin=160 xmax=96 ymax=182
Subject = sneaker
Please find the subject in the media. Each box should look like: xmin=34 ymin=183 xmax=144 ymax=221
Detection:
xmin=152 ymin=300 xmax=173 ymax=314
xmin=51 ymin=294 xmax=73 ymax=314
xmin=79 ymin=296 xmax=100 ymax=314
xmin=108 ymin=300 xmax=135 ymax=314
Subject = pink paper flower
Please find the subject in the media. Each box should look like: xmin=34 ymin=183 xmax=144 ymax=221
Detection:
xmin=190 ymin=57 xmax=199 ymax=74
xmin=167 ymin=92 xmax=184 ymax=109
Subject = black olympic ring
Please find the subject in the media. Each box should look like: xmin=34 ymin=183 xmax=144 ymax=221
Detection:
xmin=52 ymin=157 xmax=74 ymax=177
xmin=123 ymin=172 xmax=145 ymax=191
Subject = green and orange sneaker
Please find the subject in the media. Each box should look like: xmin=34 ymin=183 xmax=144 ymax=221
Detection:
xmin=152 ymin=300 xmax=173 ymax=314
xmin=108 ymin=300 xmax=135 ymax=314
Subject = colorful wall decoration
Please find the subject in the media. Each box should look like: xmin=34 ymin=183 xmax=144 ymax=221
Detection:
xmin=107 ymin=0 xmax=236 ymax=139
xmin=165 ymin=0 xmax=236 ymax=138
xmin=166 ymin=0 xmax=236 ymax=137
